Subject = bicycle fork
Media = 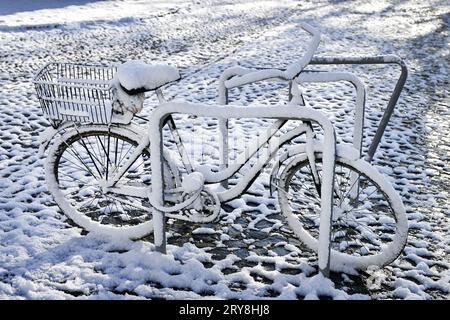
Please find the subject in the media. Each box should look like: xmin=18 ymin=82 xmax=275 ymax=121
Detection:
xmin=305 ymin=122 xmax=352 ymax=207
xmin=305 ymin=121 xmax=322 ymax=197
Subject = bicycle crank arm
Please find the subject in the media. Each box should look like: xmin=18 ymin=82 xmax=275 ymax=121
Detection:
xmin=108 ymin=185 xmax=181 ymax=202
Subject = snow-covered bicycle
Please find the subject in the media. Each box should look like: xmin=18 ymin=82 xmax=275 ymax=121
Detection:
xmin=34 ymin=23 xmax=408 ymax=274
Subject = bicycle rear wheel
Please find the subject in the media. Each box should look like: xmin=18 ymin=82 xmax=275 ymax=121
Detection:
xmin=45 ymin=124 xmax=175 ymax=239
xmin=278 ymin=150 xmax=408 ymax=271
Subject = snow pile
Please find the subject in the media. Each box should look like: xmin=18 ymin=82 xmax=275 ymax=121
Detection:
xmin=117 ymin=60 xmax=180 ymax=92
xmin=296 ymin=273 xmax=367 ymax=300
xmin=192 ymin=227 xmax=217 ymax=235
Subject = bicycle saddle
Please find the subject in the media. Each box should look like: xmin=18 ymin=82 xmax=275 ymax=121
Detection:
xmin=117 ymin=60 xmax=180 ymax=95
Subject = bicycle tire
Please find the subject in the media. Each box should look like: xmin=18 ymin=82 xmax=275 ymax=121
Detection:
xmin=45 ymin=124 xmax=175 ymax=239
xmin=278 ymin=146 xmax=408 ymax=271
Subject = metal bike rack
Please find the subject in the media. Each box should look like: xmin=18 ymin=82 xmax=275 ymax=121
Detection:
xmin=213 ymin=55 xmax=407 ymax=275
xmin=149 ymin=103 xmax=337 ymax=276
xmin=217 ymin=55 xmax=407 ymax=165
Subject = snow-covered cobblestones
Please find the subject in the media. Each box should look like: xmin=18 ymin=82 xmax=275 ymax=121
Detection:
xmin=0 ymin=0 xmax=448 ymax=299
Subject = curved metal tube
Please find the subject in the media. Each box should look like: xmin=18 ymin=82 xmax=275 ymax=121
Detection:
xmin=309 ymin=55 xmax=408 ymax=161
xmin=294 ymin=71 xmax=366 ymax=158
xmin=148 ymin=103 xmax=336 ymax=275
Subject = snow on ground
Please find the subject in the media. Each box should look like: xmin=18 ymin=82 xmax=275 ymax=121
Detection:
xmin=0 ymin=0 xmax=449 ymax=299
xmin=0 ymin=0 xmax=189 ymax=29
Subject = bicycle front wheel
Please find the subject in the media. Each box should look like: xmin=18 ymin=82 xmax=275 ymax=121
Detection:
xmin=45 ymin=124 xmax=174 ymax=239
xmin=278 ymin=151 xmax=408 ymax=271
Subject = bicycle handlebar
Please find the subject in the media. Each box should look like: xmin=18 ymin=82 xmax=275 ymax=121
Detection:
xmin=222 ymin=22 xmax=321 ymax=89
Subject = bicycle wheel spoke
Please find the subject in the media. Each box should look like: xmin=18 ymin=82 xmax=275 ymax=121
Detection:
xmin=114 ymin=136 xmax=119 ymax=167
xmin=63 ymin=141 xmax=99 ymax=179
xmin=336 ymin=164 xmax=348 ymax=204
xmin=96 ymin=134 xmax=113 ymax=170
xmin=57 ymin=169 xmax=92 ymax=184
xmin=116 ymin=143 xmax=134 ymax=168
xmin=85 ymin=138 xmax=107 ymax=171
xmin=74 ymin=136 xmax=104 ymax=179
xmin=60 ymin=154 xmax=92 ymax=173
xmin=77 ymin=194 xmax=100 ymax=210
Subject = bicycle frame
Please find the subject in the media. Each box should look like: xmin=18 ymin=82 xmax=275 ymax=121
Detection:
xmin=107 ymin=106 xmax=311 ymax=202
xmin=211 ymin=120 xmax=311 ymax=202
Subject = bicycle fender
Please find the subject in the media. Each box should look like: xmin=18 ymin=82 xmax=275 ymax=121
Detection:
xmin=38 ymin=126 xmax=59 ymax=156
xmin=269 ymin=144 xmax=307 ymax=196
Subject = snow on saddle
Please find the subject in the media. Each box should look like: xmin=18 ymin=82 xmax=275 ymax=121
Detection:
xmin=111 ymin=60 xmax=180 ymax=114
xmin=117 ymin=60 xmax=180 ymax=94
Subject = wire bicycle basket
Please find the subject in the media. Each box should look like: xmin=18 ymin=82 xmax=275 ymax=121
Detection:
xmin=33 ymin=62 xmax=117 ymax=127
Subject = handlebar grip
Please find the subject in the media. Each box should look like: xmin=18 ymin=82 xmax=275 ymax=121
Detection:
xmin=283 ymin=23 xmax=321 ymax=79
xmin=299 ymin=22 xmax=319 ymax=37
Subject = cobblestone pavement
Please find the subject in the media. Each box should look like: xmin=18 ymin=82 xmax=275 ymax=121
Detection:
xmin=0 ymin=0 xmax=448 ymax=299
